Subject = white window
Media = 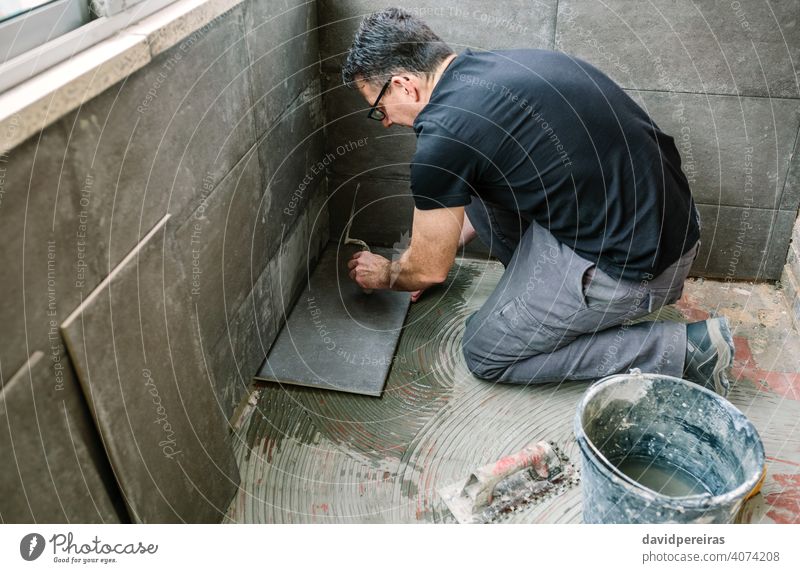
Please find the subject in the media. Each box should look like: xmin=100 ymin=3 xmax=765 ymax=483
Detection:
xmin=0 ymin=0 xmax=175 ymax=93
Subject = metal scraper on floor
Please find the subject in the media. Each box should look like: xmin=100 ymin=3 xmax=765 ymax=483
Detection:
xmin=438 ymin=441 xmax=576 ymax=523
xmin=254 ymin=241 xmax=411 ymax=396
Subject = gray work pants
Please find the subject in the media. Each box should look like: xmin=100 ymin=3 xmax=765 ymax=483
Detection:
xmin=461 ymin=199 xmax=698 ymax=383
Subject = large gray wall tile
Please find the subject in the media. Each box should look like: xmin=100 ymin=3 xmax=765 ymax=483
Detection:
xmin=173 ymin=146 xmax=264 ymax=374
xmin=210 ymin=189 xmax=327 ymax=414
xmin=693 ymin=204 xmax=794 ymax=280
xmin=244 ymin=0 xmax=321 ymax=137
xmin=322 ymin=72 xmax=416 ymax=181
xmin=556 ymin=0 xmax=800 ymax=98
xmin=256 ymin=80 xmax=326 ymax=261
xmin=61 ymin=5 xmax=255 ymax=284
xmin=0 ymin=127 xmax=84 ymax=385
xmin=0 ymin=352 xmax=123 ymax=523
xmin=328 ymin=174 xmax=415 ymax=248
xmin=319 ymin=0 xmax=558 ymax=72
xmin=780 ymin=124 xmax=800 ymax=213
xmin=625 ymin=90 xmax=800 ymax=210
xmin=61 ymin=216 xmax=239 ymax=523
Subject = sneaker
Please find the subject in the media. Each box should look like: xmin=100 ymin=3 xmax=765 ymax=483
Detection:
xmin=683 ymin=317 xmax=735 ymax=396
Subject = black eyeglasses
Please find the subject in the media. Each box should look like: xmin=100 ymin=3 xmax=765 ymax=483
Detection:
xmin=366 ymin=80 xmax=391 ymax=121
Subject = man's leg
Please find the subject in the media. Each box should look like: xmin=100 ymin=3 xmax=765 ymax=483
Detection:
xmin=464 ymin=198 xmax=531 ymax=267
xmin=462 ymin=220 xmax=694 ymax=383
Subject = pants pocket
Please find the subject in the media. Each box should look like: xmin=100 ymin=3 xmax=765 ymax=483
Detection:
xmin=497 ymin=296 xmax=564 ymax=354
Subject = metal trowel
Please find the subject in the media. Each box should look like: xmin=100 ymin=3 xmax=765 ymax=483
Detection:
xmin=344 ymin=183 xmax=373 ymax=294
xmin=438 ymin=441 xmax=574 ymax=524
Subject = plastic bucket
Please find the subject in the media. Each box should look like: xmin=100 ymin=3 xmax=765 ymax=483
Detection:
xmin=574 ymin=370 xmax=765 ymax=523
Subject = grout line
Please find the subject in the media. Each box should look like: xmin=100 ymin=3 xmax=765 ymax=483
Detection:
xmin=625 ymin=86 xmax=800 ymax=101
xmin=552 ymin=0 xmax=559 ymax=49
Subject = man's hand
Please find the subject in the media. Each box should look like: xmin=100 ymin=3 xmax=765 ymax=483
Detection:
xmin=346 ymin=206 xmax=464 ymax=293
xmin=347 ymin=251 xmax=391 ymax=290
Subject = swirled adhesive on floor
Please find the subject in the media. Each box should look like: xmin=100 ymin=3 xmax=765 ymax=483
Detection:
xmin=229 ymin=258 xmax=584 ymax=523
xmin=226 ymin=260 xmax=797 ymax=523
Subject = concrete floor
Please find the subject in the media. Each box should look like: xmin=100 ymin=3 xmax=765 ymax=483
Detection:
xmin=225 ymin=259 xmax=800 ymax=523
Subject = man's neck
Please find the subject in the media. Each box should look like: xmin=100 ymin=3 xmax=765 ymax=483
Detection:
xmin=423 ymin=53 xmax=458 ymax=100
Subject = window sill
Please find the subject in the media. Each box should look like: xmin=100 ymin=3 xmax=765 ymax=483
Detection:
xmin=0 ymin=0 xmax=244 ymax=154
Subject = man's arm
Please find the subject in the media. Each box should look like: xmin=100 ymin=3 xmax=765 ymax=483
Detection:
xmin=348 ymin=206 xmax=464 ymax=291
xmin=459 ymin=210 xmax=477 ymax=248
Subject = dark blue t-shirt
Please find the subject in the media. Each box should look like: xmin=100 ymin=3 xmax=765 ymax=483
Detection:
xmin=410 ymin=48 xmax=700 ymax=281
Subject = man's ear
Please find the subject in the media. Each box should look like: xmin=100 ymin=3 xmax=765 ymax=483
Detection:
xmin=392 ymin=75 xmax=420 ymax=101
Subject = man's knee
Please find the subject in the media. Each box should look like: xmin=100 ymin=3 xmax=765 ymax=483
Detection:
xmin=462 ymin=339 xmax=505 ymax=380
xmin=461 ymin=343 xmax=501 ymax=380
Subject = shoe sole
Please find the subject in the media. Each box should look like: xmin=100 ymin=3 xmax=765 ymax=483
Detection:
xmin=706 ymin=317 xmax=735 ymax=396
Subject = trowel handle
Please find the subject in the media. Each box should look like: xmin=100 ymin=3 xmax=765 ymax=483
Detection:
xmin=464 ymin=442 xmax=557 ymax=508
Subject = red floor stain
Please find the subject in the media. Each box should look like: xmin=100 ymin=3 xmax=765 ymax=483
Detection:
xmin=732 ymin=337 xmax=800 ymax=401
xmin=764 ymin=474 xmax=800 ymax=524
xmin=675 ymin=294 xmax=711 ymax=322
xmin=767 ymin=456 xmax=800 ymax=468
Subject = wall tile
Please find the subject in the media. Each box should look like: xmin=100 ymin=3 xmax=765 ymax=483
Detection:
xmin=61 ymin=217 xmax=239 ymax=523
xmin=322 ymin=73 xmax=416 ymax=181
xmin=61 ymin=5 xmax=255 ymax=286
xmin=626 ymin=90 xmax=800 ymax=210
xmin=556 ymin=0 xmax=800 ymax=98
xmin=319 ymin=0 xmax=558 ymax=72
xmin=0 ymin=352 xmax=124 ymax=523
xmin=244 ymin=0 xmax=321 ymax=137
xmin=327 ymin=174 xmax=415 ymax=248
xmin=0 ymin=127 xmax=83 ymax=384
xmin=255 ymin=80 xmax=325 ymax=261
xmin=693 ymin=204 xmax=794 ymax=280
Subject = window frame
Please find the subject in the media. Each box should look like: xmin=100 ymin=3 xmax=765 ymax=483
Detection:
xmin=0 ymin=0 xmax=176 ymax=94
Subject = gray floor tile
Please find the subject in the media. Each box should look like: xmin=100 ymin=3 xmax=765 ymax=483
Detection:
xmin=256 ymin=243 xmax=411 ymax=396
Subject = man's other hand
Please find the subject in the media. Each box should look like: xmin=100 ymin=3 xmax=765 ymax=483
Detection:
xmin=348 ymin=251 xmax=391 ymax=290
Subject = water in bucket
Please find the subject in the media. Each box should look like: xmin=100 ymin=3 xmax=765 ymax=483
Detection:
xmin=614 ymin=458 xmax=710 ymax=497
xmin=574 ymin=370 xmax=765 ymax=523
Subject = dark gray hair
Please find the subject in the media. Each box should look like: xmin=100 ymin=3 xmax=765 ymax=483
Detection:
xmin=341 ymin=7 xmax=454 ymax=88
